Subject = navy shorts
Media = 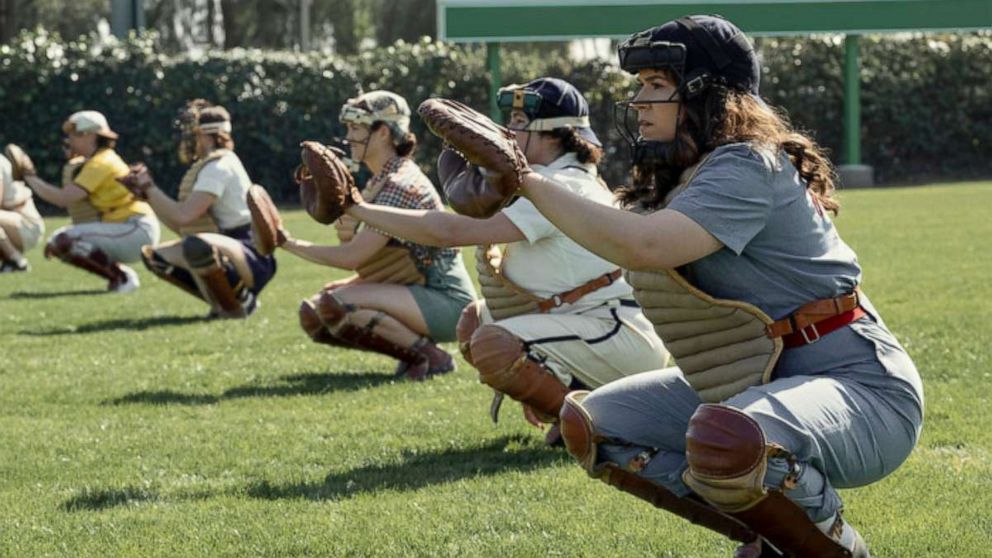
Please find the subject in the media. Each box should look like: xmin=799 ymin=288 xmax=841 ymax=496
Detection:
xmin=224 ymin=225 xmax=277 ymax=294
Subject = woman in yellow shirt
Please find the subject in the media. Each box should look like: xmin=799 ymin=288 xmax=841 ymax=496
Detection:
xmin=23 ymin=111 xmax=160 ymax=292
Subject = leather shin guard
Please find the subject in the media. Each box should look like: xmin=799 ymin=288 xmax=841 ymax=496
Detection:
xmin=558 ymin=393 xmax=762 ymax=547
xmin=182 ymin=236 xmax=245 ymax=318
xmin=455 ymin=301 xmax=483 ymax=365
xmin=314 ymin=292 xmax=424 ymax=366
xmin=470 ymin=324 xmax=569 ymax=422
xmin=46 ymin=233 xmax=124 ymax=283
xmin=334 ymin=321 xmax=425 ymax=366
xmin=299 ymin=296 xmax=349 ymax=347
xmin=685 ymin=404 xmax=852 ymax=558
xmin=141 ymin=245 xmax=203 ymax=300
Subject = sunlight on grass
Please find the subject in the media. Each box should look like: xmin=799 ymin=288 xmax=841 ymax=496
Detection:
xmin=1 ymin=182 xmax=990 ymax=557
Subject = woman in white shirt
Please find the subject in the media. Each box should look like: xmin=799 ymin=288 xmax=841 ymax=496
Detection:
xmin=347 ymin=78 xmax=669 ymax=442
xmin=0 ymin=149 xmax=44 ymax=272
xmin=120 ymin=100 xmax=277 ymax=318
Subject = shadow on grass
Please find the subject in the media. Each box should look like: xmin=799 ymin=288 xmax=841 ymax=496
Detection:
xmin=62 ymin=486 xmax=159 ymax=512
xmin=103 ymin=372 xmax=396 ymax=406
xmin=246 ymin=435 xmax=566 ymax=501
xmin=9 ymin=289 xmax=106 ymax=299
xmin=19 ymin=315 xmax=210 ymax=336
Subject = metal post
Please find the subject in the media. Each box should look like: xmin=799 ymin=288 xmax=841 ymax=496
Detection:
xmin=300 ymin=0 xmax=312 ymax=51
xmin=110 ymin=0 xmax=144 ymax=37
xmin=843 ymin=34 xmax=861 ymax=166
xmin=486 ymin=42 xmax=501 ymax=121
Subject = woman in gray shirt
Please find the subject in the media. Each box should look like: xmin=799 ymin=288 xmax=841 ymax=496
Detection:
xmin=506 ymin=15 xmax=922 ymax=558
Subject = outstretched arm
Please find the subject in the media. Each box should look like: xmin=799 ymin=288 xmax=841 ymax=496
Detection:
xmin=145 ymin=188 xmax=215 ymax=229
xmin=519 ymin=172 xmax=722 ymax=270
xmin=346 ymin=202 xmax=525 ymax=247
xmin=119 ymin=165 xmax=214 ymax=231
xmin=280 ymin=227 xmax=390 ymax=270
xmin=23 ymin=175 xmax=88 ymax=207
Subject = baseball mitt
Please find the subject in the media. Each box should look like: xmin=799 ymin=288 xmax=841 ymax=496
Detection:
xmin=417 ymin=99 xmax=528 ymax=218
xmin=116 ymin=163 xmax=155 ymax=200
xmin=246 ymin=184 xmax=284 ymax=256
xmin=4 ymin=144 xmax=36 ymax=180
xmin=297 ymin=141 xmax=362 ymax=224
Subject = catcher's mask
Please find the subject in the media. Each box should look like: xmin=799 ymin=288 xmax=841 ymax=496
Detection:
xmin=615 ymin=15 xmax=760 ymax=165
xmin=174 ymin=100 xmax=232 ymax=165
xmin=339 ymin=90 xmax=412 ymax=163
xmin=496 ymin=77 xmax=601 ymax=148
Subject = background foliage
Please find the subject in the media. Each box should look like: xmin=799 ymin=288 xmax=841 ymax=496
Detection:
xmin=0 ymin=29 xmax=989 ymax=205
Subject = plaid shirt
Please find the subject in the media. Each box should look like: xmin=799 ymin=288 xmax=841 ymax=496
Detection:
xmin=364 ymin=156 xmax=459 ymax=270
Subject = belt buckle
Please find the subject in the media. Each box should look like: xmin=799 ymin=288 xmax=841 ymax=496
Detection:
xmin=550 ymin=294 xmax=564 ymax=308
xmin=800 ymin=323 xmax=821 ymax=345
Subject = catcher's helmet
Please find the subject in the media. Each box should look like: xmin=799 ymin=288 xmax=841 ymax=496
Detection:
xmin=615 ymin=15 xmax=760 ymax=165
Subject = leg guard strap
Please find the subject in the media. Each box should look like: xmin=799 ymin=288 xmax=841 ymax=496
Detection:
xmin=470 ymin=324 xmax=569 ymax=421
xmin=141 ymin=245 xmax=203 ymax=300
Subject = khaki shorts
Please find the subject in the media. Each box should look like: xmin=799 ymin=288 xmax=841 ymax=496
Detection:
xmin=17 ymin=211 xmax=45 ymax=251
xmin=481 ymin=300 xmax=670 ymax=389
xmin=0 ymin=206 xmax=44 ymax=251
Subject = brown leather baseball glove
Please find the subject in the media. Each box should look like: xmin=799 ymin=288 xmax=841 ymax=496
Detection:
xmin=4 ymin=144 xmax=36 ymax=180
xmin=115 ymin=163 xmax=156 ymax=200
xmin=296 ymin=141 xmax=362 ymax=224
xmin=417 ymin=99 xmax=528 ymax=218
xmin=246 ymin=185 xmax=284 ymax=256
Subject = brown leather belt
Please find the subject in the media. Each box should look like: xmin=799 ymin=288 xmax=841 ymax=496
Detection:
xmin=535 ymin=269 xmax=622 ymax=312
xmin=766 ymin=290 xmax=865 ymax=348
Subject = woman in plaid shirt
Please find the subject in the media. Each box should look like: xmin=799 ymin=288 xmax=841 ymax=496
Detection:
xmin=280 ymin=91 xmax=477 ymax=381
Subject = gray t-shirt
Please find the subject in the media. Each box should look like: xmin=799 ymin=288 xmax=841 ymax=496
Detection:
xmin=668 ymin=143 xmax=923 ymax=405
xmin=668 ymin=143 xmax=860 ymax=320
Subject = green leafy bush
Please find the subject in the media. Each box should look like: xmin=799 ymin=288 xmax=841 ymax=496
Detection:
xmin=1 ymin=30 xmax=988 ymax=208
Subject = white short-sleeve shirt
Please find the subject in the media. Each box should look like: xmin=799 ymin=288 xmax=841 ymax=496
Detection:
xmin=500 ymin=152 xmax=633 ymax=313
xmin=192 ymin=150 xmax=252 ymax=231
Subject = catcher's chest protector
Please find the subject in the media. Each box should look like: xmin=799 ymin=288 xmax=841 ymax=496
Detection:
xmin=177 ymin=149 xmax=228 ymax=236
xmin=627 ymin=152 xmax=781 ymax=402
xmin=334 ymin=160 xmax=426 ymax=286
xmin=626 ymin=268 xmax=782 ymax=402
xmin=475 ymin=244 xmax=540 ymax=320
xmin=62 ymin=157 xmax=100 ymax=224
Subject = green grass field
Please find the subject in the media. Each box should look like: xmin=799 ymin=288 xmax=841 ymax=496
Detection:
xmin=1 ymin=181 xmax=990 ymax=557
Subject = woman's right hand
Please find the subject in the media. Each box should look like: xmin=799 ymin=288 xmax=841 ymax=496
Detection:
xmin=116 ymin=163 xmax=155 ymax=199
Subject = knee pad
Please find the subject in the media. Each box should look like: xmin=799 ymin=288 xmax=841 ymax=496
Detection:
xmin=470 ymin=324 xmax=568 ymax=420
xmin=559 ymin=391 xmax=600 ymax=473
xmin=455 ymin=301 xmax=483 ymax=365
xmin=45 ymin=232 xmax=75 ymax=260
xmin=182 ymin=236 xmax=246 ymax=317
xmin=469 ymin=324 xmax=526 ymax=386
xmin=299 ymin=297 xmax=325 ymax=340
xmin=314 ymin=291 xmax=354 ymax=330
xmin=683 ymin=404 xmax=771 ymax=513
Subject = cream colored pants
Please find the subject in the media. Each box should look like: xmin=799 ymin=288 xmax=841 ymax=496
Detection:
xmin=480 ymin=300 xmax=670 ymax=389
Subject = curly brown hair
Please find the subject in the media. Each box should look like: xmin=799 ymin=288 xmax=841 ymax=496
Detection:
xmin=618 ymin=79 xmax=838 ymax=214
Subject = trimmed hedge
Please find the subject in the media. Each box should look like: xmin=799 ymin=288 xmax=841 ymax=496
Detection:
xmin=1 ymin=29 xmax=989 ymax=208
